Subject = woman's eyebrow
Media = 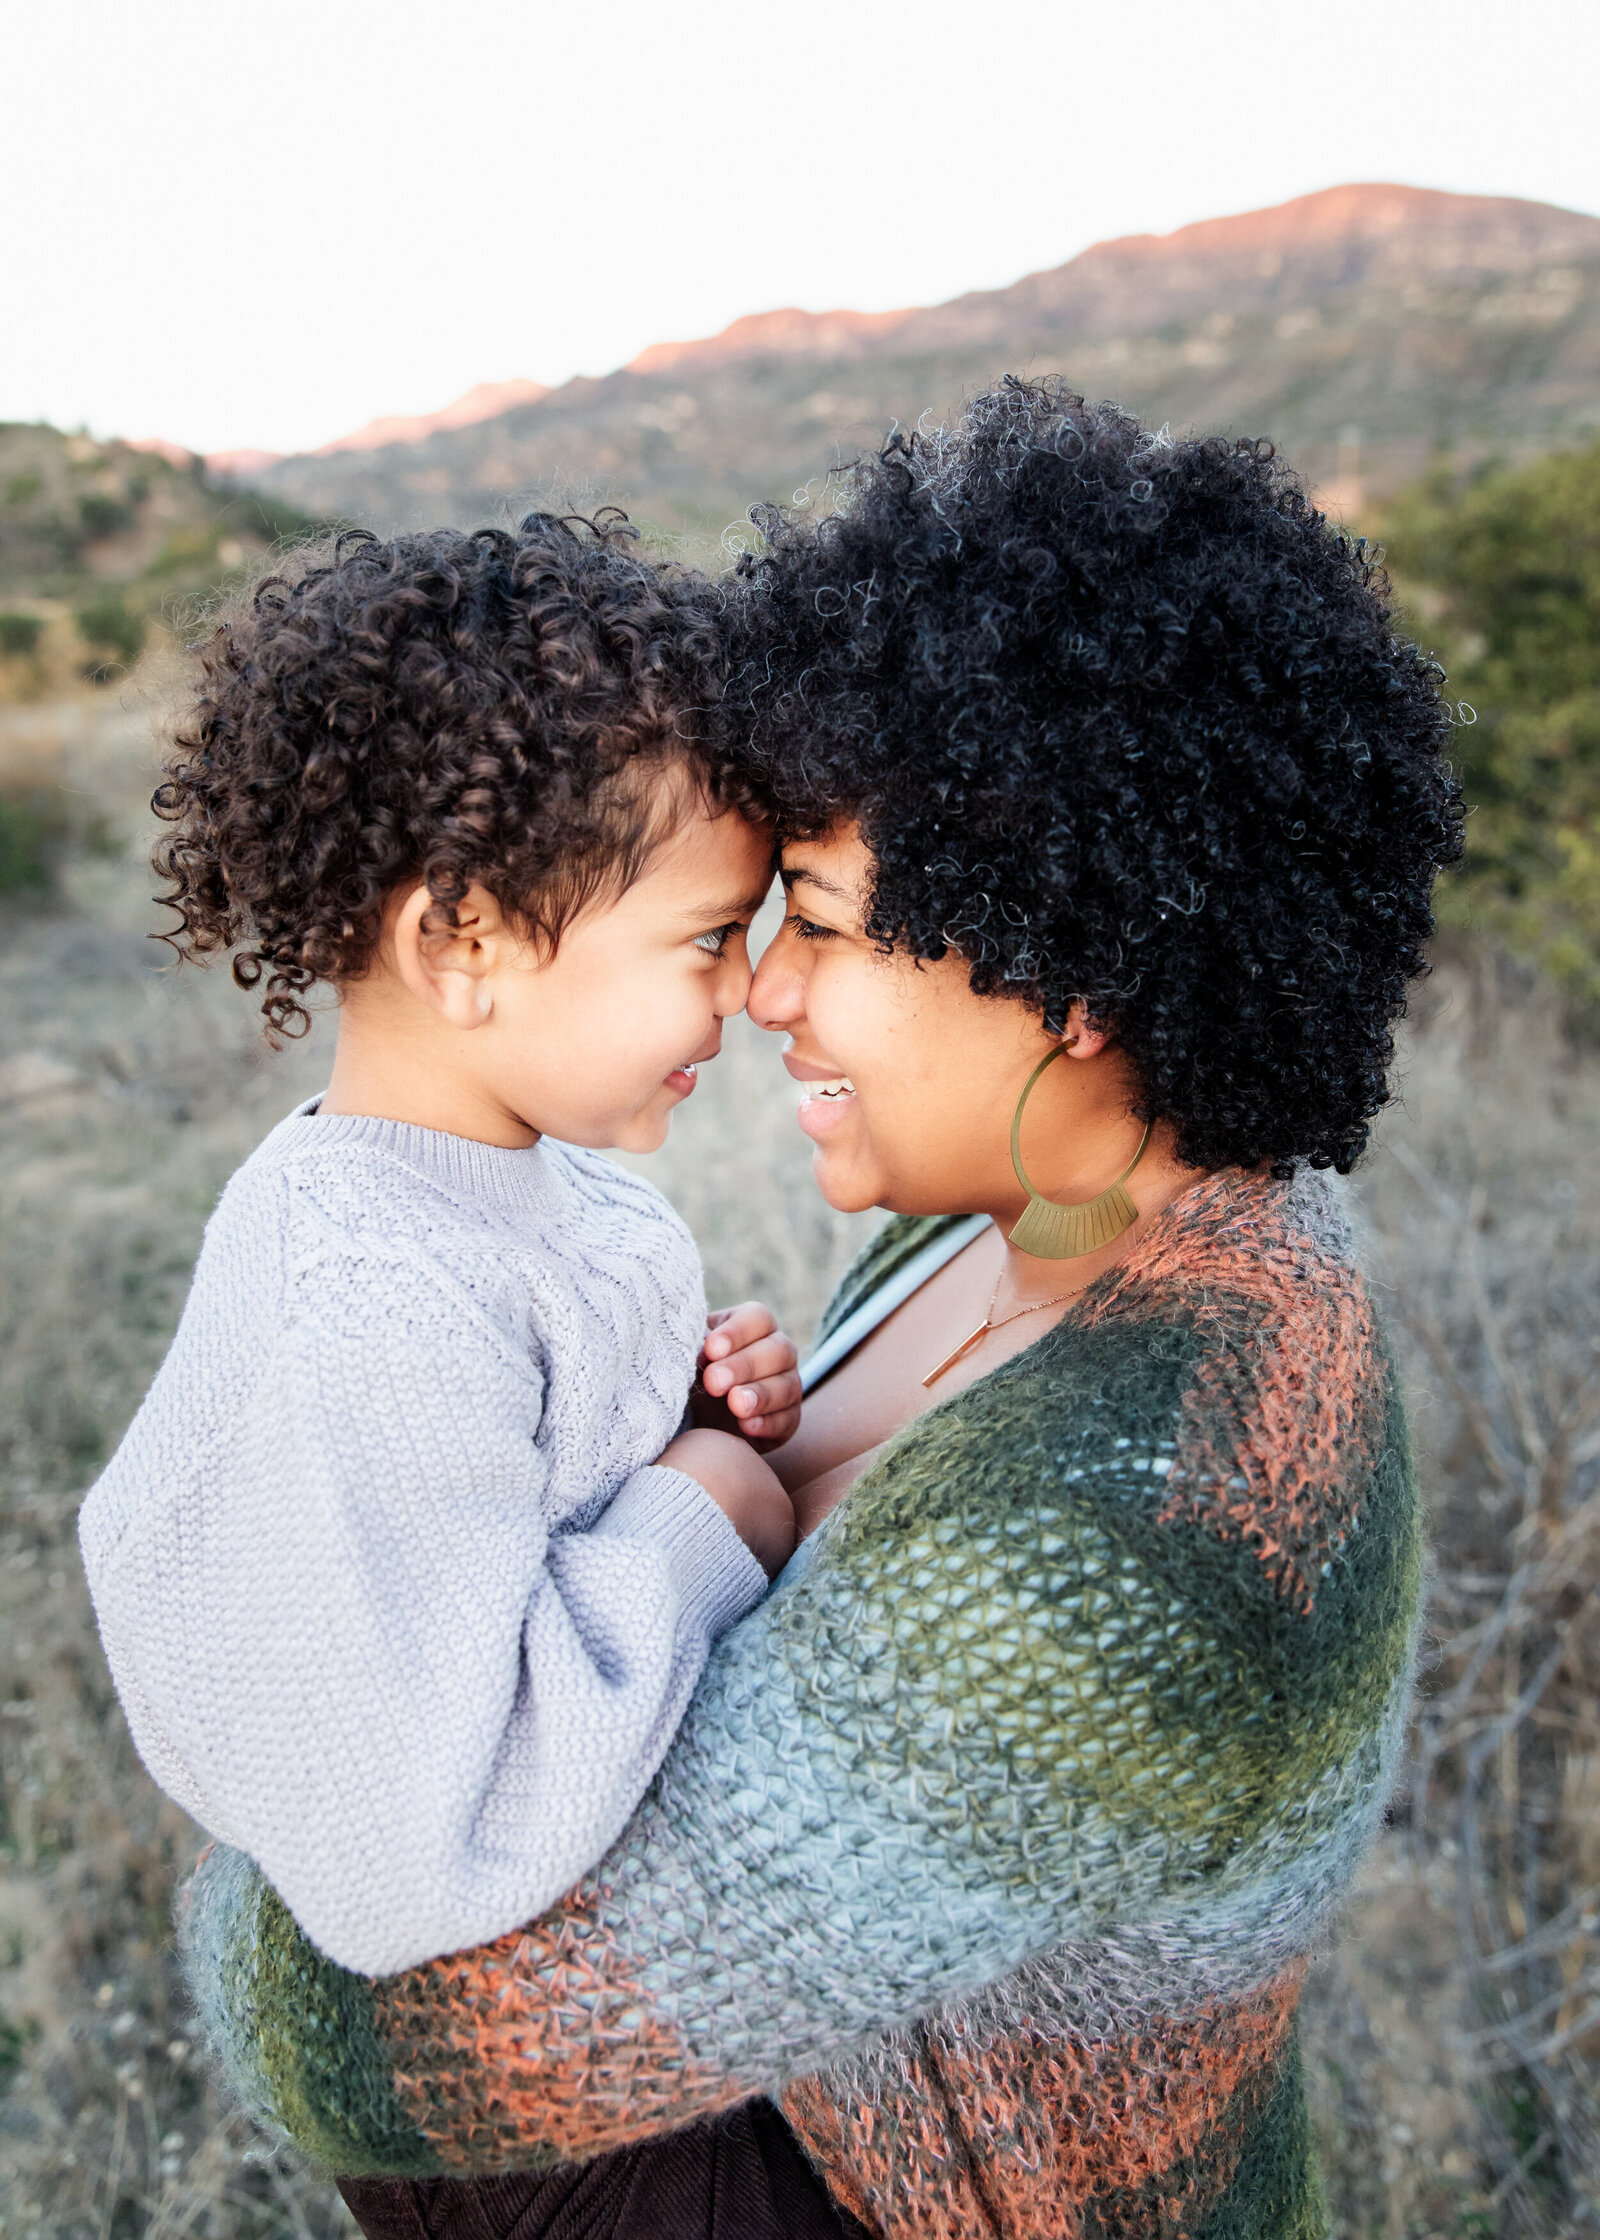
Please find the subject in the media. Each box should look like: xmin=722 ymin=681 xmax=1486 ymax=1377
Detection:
xmin=779 ymin=865 xmax=854 ymax=901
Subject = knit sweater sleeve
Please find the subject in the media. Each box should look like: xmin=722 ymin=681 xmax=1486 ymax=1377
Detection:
xmin=181 ymin=1195 xmax=1419 ymax=2176
xmin=84 ymin=1163 xmax=765 ymax=1979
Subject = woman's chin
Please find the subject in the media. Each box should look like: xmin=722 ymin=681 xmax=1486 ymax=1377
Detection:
xmin=795 ymin=1088 xmax=857 ymax=1144
xmin=797 ymin=1090 xmax=883 ymax=1210
xmin=810 ymin=1150 xmax=881 ymax=1213
xmin=807 ymin=1138 xmax=882 ymax=1211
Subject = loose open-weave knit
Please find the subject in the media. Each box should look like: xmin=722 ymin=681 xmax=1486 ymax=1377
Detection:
xmin=183 ymin=1167 xmax=1421 ymax=2238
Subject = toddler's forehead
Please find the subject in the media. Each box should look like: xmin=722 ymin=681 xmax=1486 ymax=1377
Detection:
xmin=632 ymin=801 xmax=773 ymax=913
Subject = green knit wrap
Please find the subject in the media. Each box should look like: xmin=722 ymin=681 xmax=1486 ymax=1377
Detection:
xmin=181 ymin=1168 xmax=1419 ymax=2238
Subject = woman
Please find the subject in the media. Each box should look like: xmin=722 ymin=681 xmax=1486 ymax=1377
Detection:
xmin=184 ymin=382 xmax=1461 ymax=2237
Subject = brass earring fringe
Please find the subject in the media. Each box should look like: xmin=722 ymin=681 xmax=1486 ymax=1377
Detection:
xmin=1008 ymin=1046 xmax=1152 ymax=1259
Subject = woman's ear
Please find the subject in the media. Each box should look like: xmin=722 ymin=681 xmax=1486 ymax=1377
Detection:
xmin=1061 ymin=1000 xmax=1112 ymax=1061
xmin=390 ymin=882 xmax=504 ymax=1030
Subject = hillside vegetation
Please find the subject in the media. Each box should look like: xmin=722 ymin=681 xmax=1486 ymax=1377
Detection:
xmin=0 ymin=427 xmax=324 ymax=897
xmin=245 ymin=184 xmax=1600 ymax=547
xmin=1386 ymin=439 xmax=1600 ymax=1004
xmin=0 ymin=426 xmax=320 ymax=702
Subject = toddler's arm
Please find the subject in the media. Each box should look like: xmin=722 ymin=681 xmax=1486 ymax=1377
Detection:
xmin=658 ymin=1427 xmax=795 ymax=1577
xmin=663 ymin=1300 xmax=801 ymax=1570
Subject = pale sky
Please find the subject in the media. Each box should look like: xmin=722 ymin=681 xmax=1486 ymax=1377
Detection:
xmin=7 ymin=0 xmax=1597 ymax=458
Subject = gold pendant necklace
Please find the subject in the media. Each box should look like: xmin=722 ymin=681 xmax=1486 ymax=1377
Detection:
xmin=922 ymin=1272 xmax=1075 ymax=1388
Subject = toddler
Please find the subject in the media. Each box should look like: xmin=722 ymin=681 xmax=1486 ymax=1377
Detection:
xmin=79 ymin=518 xmax=797 ymax=1977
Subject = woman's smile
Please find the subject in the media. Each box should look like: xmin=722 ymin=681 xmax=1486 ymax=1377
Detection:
xmin=782 ymin=1047 xmax=859 ymax=1138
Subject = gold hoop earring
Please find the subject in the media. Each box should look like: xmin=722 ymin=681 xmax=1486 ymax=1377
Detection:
xmin=1008 ymin=1046 xmax=1152 ymax=1258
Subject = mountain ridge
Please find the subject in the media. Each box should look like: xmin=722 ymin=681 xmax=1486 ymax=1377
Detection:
xmin=235 ymin=183 xmax=1600 ymax=549
xmin=625 ymin=184 xmax=1600 ymax=374
xmin=206 ymin=378 xmax=552 ymax=479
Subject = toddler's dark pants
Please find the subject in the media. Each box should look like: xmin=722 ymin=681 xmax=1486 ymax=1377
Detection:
xmin=337 ymin=2099 xmax=871 ymax=2240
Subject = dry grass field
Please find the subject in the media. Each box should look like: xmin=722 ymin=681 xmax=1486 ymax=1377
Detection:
xmin=0 ymin=685 xmax=1596 ymax=2239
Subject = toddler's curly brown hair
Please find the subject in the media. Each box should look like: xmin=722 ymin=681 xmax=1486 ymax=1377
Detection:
xmin=154 ymin=512 xmax=753 ymax=1039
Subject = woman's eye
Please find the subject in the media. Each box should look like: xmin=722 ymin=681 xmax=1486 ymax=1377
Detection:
xmin=693 ymin=922 xmax=739 ymax=955
xmin=787 ymin=912 xmax=836 ymax=943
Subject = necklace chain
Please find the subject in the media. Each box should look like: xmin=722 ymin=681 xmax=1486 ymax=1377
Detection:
xmin=921 ymin=1271 xmax=1074 ymax=1389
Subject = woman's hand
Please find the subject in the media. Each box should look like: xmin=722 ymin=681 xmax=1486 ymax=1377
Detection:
xmin=693 ymin=1302 xmax=803 ymax=1449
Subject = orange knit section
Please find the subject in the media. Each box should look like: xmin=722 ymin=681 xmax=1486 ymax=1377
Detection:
xmin=785 ymin=1963 xmax=1307 ymax=2240
xmin=784 ymin=2046 xmax=996 ymax=2240
xmin=375 ymin=1885 xmax=740 ymax=2170
xmin=1084 ymin=1171 xmax=1379 ymax=1611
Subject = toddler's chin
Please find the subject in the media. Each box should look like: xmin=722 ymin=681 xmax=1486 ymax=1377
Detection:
xmin=610 ymin=1099 xmax=675 ymax=1154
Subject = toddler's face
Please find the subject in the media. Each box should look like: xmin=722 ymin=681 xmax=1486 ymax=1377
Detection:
xmin=475 ymin=800 xmax=774 ymax=1152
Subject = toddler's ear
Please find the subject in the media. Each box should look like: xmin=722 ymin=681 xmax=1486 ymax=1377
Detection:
xmin=392 ymin=881 xmax=502 ymax=1030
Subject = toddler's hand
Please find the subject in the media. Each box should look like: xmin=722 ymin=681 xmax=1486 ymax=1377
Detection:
xmin=694 ymin=1302 xmax=802 ymax=1450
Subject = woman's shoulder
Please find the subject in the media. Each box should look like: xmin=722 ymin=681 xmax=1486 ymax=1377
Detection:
xmin=1079 ymin=1164 xmax=1369 ymax=1347
xmin=833 ymin=1165 xmax=1411 ymax=1631
xmin=787 ymin=1170 xmax=1417 ymax=1887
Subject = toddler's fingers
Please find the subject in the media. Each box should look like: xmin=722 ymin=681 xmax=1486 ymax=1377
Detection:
xmin=740 ymin=1403 xmax=803 ymax=1451
xmin=702 ymin=1301 xmax=778 ymax=1361
xmin=726 ymin=1368 xmax=803 ymax=1421
xmin=701 ymin=1333 xmax=799 ymax=1396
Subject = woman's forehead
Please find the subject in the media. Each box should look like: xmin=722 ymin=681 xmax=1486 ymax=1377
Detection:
xmin=780 ymin=824 xmax=873 ymax=902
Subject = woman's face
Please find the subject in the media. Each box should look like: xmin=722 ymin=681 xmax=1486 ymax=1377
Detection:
xmin=748 ymin=823 xmax=1142 ymax=1219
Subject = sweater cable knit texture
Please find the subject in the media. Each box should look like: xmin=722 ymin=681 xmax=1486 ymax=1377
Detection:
xmin=81 ymin=1101 xmax=766 ymax=1976
xmin=181 ymin=1168 xmax=1420 ymax=2237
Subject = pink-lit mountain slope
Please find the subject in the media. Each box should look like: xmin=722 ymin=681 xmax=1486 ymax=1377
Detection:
xmin=242 ymin=183 xmax=1600 ymax=545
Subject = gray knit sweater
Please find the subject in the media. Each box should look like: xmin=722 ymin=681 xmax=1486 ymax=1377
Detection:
xmin=79 ymin=1100 xmax=766 ymax=1977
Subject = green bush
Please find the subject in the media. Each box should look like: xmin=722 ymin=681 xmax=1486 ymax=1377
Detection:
xmin=147 ymin=523 xmax=222 ymax=578
xmin=0 ymin=788 xmax=116 ymax=896
xmin=0 ymin=796 xmax=56 ymax=895
xmin=0 ymin=613 xmax=42 ymax=658
xmin=1384 ymin=440 xmax=1600 ymax=1005
xmin=0 ymin=2005 xmax=37 ymax=2092
xmin=74 ymin=590 xmax=145 ymax=679
xmin=77 ymin=492 xmax=133 ymax=541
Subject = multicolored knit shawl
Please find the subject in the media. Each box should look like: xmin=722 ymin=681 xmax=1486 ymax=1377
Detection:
xmin=181 ymin=1167 xmax=1421 ymax=2239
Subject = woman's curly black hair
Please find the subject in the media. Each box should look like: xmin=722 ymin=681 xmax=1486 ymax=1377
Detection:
xmin=155 ymin=513 xmax=749 ymax=1038
xmin=728 ymin=378 xmax=1463 ymax=1175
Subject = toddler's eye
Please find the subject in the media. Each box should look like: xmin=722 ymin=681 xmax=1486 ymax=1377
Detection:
xmin=694 ymin=922 xmax=739 ymax=955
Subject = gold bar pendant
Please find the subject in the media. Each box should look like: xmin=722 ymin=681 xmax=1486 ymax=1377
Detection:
xmin=922 ymin=1320 xmax=992 ymax=1388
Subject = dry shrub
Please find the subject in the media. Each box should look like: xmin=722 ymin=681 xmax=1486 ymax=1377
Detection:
xmin=1334 ymin=942 xmax=1600 ymax=2234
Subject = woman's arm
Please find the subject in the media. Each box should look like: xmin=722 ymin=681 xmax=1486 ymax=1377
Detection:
xmin=182 ymin=1302 xmax=1418 ymax=2177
